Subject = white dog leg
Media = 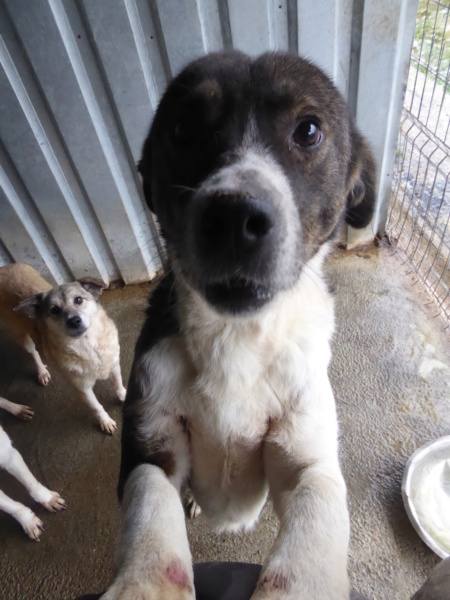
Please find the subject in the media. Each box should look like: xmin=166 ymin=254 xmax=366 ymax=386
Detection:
xmin=78 ymin=387 xmax=117 ymax=434
xmin=0 ymin=397 xmax=34 ymax=420
xmin=102 ymin=464 xmax=194 ymax=600
xmin=21 ymin=334 xmax=51 ymax=386
xmin=0 ymin=489 xmax=44 ymax=540
xmin=0 ymin=426 xmax=65 ymax=512
xmin=109 ymin=364 xmax=127 ymax=401
xmin=254 ymin=377 xmax=350 ymax=600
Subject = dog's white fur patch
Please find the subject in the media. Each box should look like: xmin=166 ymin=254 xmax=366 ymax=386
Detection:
xmin=0 ymin=422 xmax=65 ymax=540
xmin=190 ymin=145 xmax=302 ymax=289
xmin=135 ymin=245 xmax=338 ymax=530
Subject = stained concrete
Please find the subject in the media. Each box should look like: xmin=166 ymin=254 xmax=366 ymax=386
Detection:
xmin=0 ymin=247 xmax=449 ymax=600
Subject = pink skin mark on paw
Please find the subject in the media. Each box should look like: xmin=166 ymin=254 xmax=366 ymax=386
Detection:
xmin=165 ymin=561 xmax=193 ymax=592
xmin=258 ymin=572 xmax=290 ymax=591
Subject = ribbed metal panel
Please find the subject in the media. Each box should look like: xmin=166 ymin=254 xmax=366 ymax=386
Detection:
xmin=0 ymin=0 xmax=418 ymax=284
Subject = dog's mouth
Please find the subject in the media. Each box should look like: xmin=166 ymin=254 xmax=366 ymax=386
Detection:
xmin=66 ymin=326 xmax=87 ymax=338
xmin=204 ymin=275 xmax=272 ymax=313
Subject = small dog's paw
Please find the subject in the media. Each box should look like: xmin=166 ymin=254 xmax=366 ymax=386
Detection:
xmin=10 ymin=403 xmax=34 ymax=420
xmin=183 ymin=490 xmax=202 ymax=519
xmin=38 ymin=366 xmax=51 ymax=386
xmin=42 ymin=492 xmax=66 ymax=512
xmin=18 ymin=405 xmax=34 ymax=420
xmin=116 ymin=386 xmax=127 ymax=402
xmin=21 ymin=510 xmax=44 ymax=541
xmin=189 ymin=500 xmax=201 ymax=519
xmin=99 ymin=415 xmax=117 ymax=435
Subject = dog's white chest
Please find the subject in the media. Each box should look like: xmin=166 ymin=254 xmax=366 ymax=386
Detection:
xmin=137 ymin=261 xmax=335 ymax=529
xmin=43 ymin=325 xmax=118 ymax=383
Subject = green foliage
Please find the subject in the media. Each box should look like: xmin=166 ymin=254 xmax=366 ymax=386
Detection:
xmin=413 ymin=0 xmax=450 ymax=90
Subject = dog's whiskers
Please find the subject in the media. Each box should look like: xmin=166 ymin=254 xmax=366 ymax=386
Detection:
xmin=170 ymin=184 xmax=198 ymax=194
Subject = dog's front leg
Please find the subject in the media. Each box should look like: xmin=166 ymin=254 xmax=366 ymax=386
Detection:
xmin=253 ymin=380 xmax=350 ymax=600
xmin=77 ymin=386 xmax=117 ymax=434
xmin=0 ymin=425 xmax=66 ymax=537
xmin=0 ymin=397 xmax=34 ymax=420
xmin=109 ymin=363 xmax=127 ymax=402
xmin=102 ymin=464 xmax=194 ymax=600
xmin=21 ymin=332 xmax=51 ymax=386
xmin=103 ymin=338 xmax=195 ymax=600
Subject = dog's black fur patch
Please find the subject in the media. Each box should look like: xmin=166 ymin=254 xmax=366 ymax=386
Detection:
xmin=118 ymin=273 xmax=180 ymax=500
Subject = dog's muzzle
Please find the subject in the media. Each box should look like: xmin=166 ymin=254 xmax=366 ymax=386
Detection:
xmin=66 ymin=315 xmax=87 ymax=337
xmin=191 ymin=191 xmax=280 ymax=313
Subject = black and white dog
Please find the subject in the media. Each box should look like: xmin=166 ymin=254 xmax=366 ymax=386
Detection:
xmin=103 ymin=51 xmax=375 ymax=600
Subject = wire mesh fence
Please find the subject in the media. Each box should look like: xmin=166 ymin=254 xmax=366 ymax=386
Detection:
xmin=386 ymin=0 xmax=450 ymax=325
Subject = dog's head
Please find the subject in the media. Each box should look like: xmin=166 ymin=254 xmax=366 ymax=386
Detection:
xmin=14 ymin=279 xmax=106 ymax=338
xmin=139 ymin=51 xmax=376 ymax=314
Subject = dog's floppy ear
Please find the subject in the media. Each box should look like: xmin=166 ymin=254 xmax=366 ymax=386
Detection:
xmin=78 ymin=278 xmax=107 ymax=299
xmin=14 ymin=293 xmax=45 ymax=318
xmin=345 ymin=127 xmax=376 ymax=229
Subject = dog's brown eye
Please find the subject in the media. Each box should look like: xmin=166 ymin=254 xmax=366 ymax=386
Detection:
xmin=50 ymin=305 xmax=61 ymax=315
xmin=293 ymin=119 xmax=322 ymax=148
xmin=74 ymin=296 xmax=83 ymax=305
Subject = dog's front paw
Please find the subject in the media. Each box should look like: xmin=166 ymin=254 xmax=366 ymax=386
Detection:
xmin=30 ymin=484 xmax=66 ymax=511
xmin=102 ymin=580 xmax=194 ymax=600
xmin=183 ymin=490 xmax=202 ymax=519
xmin=38 ymin=366 xmax=51 ymax=386
xmin=99 ymin=414 xmax=117 ymax=435
xmin=116 ymin=385 xmax=127 ymax=402
xmin=20 ymin=508 xmax=44 ymax=541
xmin=251 ymin=568 xmax=320 ymax=600
xmin=251 ymin=569 xmax=349 ymax=600
xmin=9 ymin=403 xmax=34 ymax=420
xmin=102 ymin=560 xmax=195 ymax=600
xmin=42 ymin=492 xmax=66 ymax=512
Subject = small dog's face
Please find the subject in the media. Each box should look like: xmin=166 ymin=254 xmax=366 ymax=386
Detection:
xmin=139 ymin=51 xmax=375 ymax=314
xmin=15 ymin=280 xmax=105 ymax=338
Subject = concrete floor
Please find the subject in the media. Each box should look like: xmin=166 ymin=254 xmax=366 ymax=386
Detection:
xmin=0 ymin=247 xmax=449 ymax=600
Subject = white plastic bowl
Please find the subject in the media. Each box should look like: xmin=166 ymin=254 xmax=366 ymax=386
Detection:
xmin=402 ymin=436 xmax=450 ymax=559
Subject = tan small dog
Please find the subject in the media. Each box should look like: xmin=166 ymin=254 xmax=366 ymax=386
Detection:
xmin=0 ymin=264 xmax=126 ymax=434
xmin=0 ymin=264 xmax=52 ymax=386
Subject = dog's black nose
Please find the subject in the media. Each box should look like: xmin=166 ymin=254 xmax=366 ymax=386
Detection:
xmin=198 ymin=194 xmax=275 ymax=255
xmin=67 ymin=316 xmax=82 ymax=330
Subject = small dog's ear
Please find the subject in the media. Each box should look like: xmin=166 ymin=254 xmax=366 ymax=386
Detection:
xmin=14 ymin=293 xmax=44 ymax=318
xmin=345 ymin=127 xmax=376 ymax=229
xmin=78 ymin=278 xmax=107 ymax=298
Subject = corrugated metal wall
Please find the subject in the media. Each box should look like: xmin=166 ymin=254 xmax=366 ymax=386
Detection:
xmin=0 ymin=0 xmax=418 ymax=285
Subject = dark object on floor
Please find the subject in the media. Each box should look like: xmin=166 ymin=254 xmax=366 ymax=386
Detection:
xmin=412 ymin=557 xmax=450 ymax=600
xmin=74 ymin=562 xmax=371 ymax=600
xmin=351 ymin=591 xmax=371 ymax=600
xmin=194 ymin=562 xmax=261 ymax=600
